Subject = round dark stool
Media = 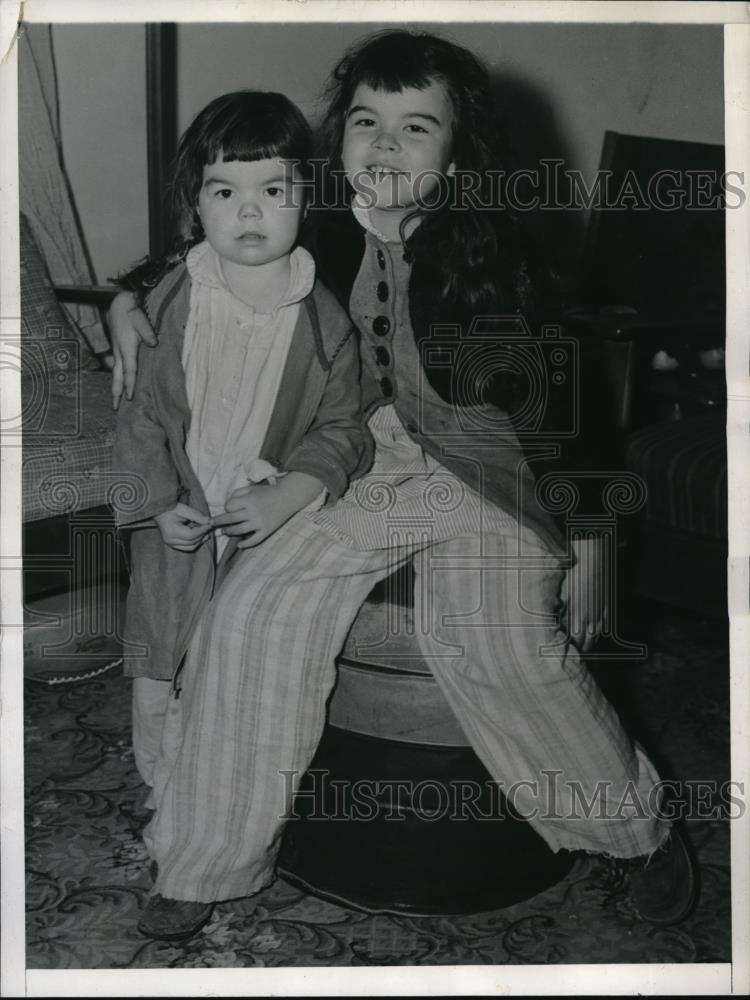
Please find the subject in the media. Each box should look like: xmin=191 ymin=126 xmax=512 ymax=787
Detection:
xmin=277 ymin=570 xmax=573 ymax=915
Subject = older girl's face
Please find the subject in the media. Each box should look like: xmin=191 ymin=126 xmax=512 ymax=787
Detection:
xmin=342 ymin=81 xmax=456 ymax=222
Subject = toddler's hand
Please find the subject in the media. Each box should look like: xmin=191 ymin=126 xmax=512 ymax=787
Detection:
xmin=155 ymin=503 xmax=213 ymax=552
xmin=214 ymin=471 xmax=324 ymax=549
xmin=213 ymin=484 xmax=286 ymax=549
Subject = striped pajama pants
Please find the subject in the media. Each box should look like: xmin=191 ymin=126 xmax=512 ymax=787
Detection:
xmin=146 ymin=512 xmax=668 ymax=904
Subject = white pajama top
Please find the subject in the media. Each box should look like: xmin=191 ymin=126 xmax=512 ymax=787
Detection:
xmin=182 ymin=241 xmax=316 ymax=549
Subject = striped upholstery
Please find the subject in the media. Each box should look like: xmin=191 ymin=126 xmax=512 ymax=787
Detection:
xmin=625 ymin=411 xmax=727 ymax=540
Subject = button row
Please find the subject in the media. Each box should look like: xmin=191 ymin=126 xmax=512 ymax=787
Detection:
xmin=373 ymin=315 xmax=390 ymax=337
xmin=374 ymin=248 xmax=391 ymax=397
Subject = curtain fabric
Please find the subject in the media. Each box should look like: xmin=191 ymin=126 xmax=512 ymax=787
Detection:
xmin=18 ymin=24 xmax=109 ymax=355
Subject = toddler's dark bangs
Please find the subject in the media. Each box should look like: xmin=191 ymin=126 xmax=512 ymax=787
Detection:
xmin=203 ymin=108 xmax=310 ymax=171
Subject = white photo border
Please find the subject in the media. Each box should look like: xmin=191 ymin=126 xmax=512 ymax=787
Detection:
xmin=2 ymin=2 xmax=748 ymax=996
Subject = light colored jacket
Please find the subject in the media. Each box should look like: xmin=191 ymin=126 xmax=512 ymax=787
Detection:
xmin=113 ymin=263 xmax=368 ymax=680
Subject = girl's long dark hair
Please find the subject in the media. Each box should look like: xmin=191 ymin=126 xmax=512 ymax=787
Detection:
xmin=119 ymin=90 xmax=313 ymax=294
xmin=317 ymin=29 xmax=538 ymax=325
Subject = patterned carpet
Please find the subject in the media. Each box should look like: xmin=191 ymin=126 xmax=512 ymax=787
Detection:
xmin=24 ymin=603 xmax=731 ymax=969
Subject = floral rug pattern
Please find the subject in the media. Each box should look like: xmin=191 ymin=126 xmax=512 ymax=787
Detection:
xmin=25 ymin=609 xmax=731 ymax=968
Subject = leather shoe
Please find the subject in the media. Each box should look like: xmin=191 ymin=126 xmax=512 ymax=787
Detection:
xmin=629 ymin=825 xmax=698 ymax=926
xmin=137 ymin=892 xmax=214 ymax=941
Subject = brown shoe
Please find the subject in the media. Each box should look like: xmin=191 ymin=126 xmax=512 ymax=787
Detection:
xmin=629 ymin=826 xmax=699 ymax=926
xmin=137 ymin=893 xmax=214 ymax=941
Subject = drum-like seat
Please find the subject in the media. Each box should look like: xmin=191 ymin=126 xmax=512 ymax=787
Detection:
xmin=278 ymin=573 xmax=574 ymax=915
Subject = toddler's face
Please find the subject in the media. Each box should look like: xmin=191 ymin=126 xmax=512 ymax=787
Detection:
xmin=342 ymin=81 xmax=456 ymax=218
xmin=197 ymin=157 xmax=305 ymax=269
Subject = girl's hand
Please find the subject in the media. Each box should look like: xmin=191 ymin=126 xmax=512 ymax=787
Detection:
xmin=110 ymin=291 xmax=159 ymax=409
xmin=561 ymin=536 xmax=607 ymax=654
xmin=155 ymin=503 xmax=213 ymax=552
xmin=214 ymin=472 xmax=324 ymax=549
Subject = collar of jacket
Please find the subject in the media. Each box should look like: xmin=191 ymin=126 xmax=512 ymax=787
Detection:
xmin=145 ymin=260 xmax=333 ymax=372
